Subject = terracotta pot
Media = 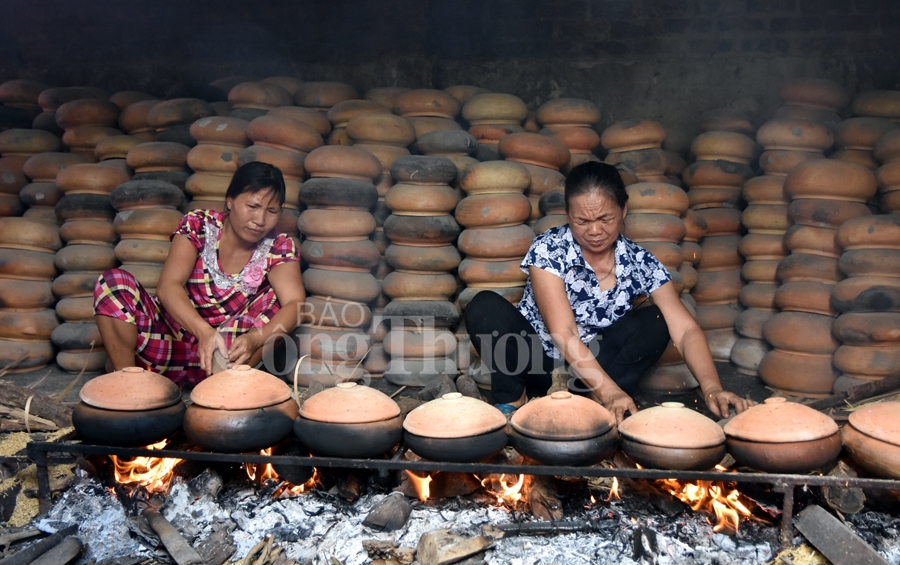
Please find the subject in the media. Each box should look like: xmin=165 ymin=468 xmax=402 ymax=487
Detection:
xmin=693 ymin=207 xmax=742 ymax=236
xmin=739 ymin=282 xmax=777 ymax=310
xmin=126 ymin=142 xmax=189 ymax=172
xmin=385 ymin=183 xmax=459 ymax=216
xmin=690 ymin=132 xmax=759 ymax=165
xmin=56 ymin=163 xmax=129 ymax=196
xmin=834 ymin=344 xmax=900 ymax=377
xmin=54 ymin=244 xmax=117 ymax=273
xmin=146 ymin=98 xmax=215 ymax=128
xmin=268 ymin=106 xmax=332 ymax=137
xmin=184 ymin=398 xmax=298 ymax=453
xmin=364 ymin=86 xmax=412 ymax=108
xmin=536 ymin=98 xmax=601 ymax=128
xmin=383 ymin=328 xmax=456 ymax=358
xmin=783 ymin=225 xmax=838 ymax=257
xmin=756 ymin=119 xmax=834 ymax=152
xmin=541 ymin=127 xmax=600 ymax=156
xmin=779 ymin=78 xmax=850 ymax=111
xmin=0 ymin=339 xmax=55 ymax=373
xmin=38 ymin=86 xmax=103 ymax=112
xmin=743 ymin=175 xmax=787 ymax=204
xmin=758 ymin=150 xmax=826 ymax=176
xmin=704 ymin=327 xmax=739 ymax=361
xmin=302 ymin=296 xmax=371 ymax=328
xmin=456 ymin=224 xmax=534 ymax=260
xmin=841 ymin=402 xmax=900 ymax=479
xmin=304 ymin=145 xmax=382 ymax=181
xmin=186 ymin=143 xmax=240 ymax=174
xmin=840 ymin=249 xmax=900 ymax=278
xmin=245 ymin=115 xmax=323 ymax=154
xmin=298 ymin=209 xmax=375 ymax=239
xmin=784 ymin=160 xmax=877 ymax=202
xmin=227 ymin=82 xmax=292 ymax=110
xmin=55 ymin=99 xmax=119 ymax=130
xmin=407 ymin=117 xmax=463 ymax=139
xmin=294 ymin=82 xmax=358 ymax=111
xmin=696 ymin=235 xmax=742 ymax=271
xmin=403 ymin=392 xmax=507 ymax=461
xmin=741 ymin=205 xmax=791 ymax=235
xmin=114 ymin=208 xmax=183 ymax=240
xmin=52 ymin=272 xmax=100 ymax=299
xmin=498 ymin=132 xmax=570 ymax=171
xmin=682 ymin=210 xmax=708 ymax=242
xmin=345 ymin=113 xmax=416 ymax=147
xmin=836 ymin=214 xmax=900 ymax=250
xmin=383 ymin=215 xmax=461 ymax=246
xmin=618 ymin=401 xmax=724 ymax=470
xmin=0 ymin=128 xmax=60 ymax=156
xmin=0 ymin=79 xmax=48 ymax=106
xmin=415 ymin=129 xmax=477 ymax=157
xmin=300 ymin=177 xmax=378 ymax=210
xmin=775 ymin=253 xmax=841 ymax=285
xmin=600 ymin=120 xmax=666 ymax=152
xmin=831 ymin=276 xmax=900 ymax=313
xmin=831 ymin=149 xmax=879 ymax=170
xmin=454 ymin=193 xmax=531 ymax=228
xmin=442 ymin=85 xmax=489 ymax=106
xmin=625 ymin=182 xmax=689 ymax=215
xmin=509 ymin=427 xmax=619 ymax=466
xmin=383 ymin=271 xmax=457 ymax=300
xmin=726 ymin=434 xmax=841 ymax=474
xmin=93 ymin=135 xmax=144 ymax=161
xmin=0 ymin=279 xmax=54 ymax=309
xmin=699 ymin=107 xmax=755 ymax=136
xmin=832 ymin=312 xmax=900 ymax=345
xmin=394 ymin=89 xmax=460 ymax=119
xmin=23 ymin=152 xmax=89 ymax=182
xmin=300 ymin=239 xmax=380 ymax=271
xmin=386 ymin=356 xmax=458 ymax=387
xmin=458 ymin=160 xmax=532 ymax=195
xmin=692 ymin=270 xmax=743 ymax=304
xmin=759 ymin=349 xmax=840 ymax=396
xmin=636 ymin=242 xmax=683 ymax=270
xmin=58 ymin=219 xmax=116 ymax=245
xmin=385 ymin=244 xmax=461 ymax=272
xmin=188 ymin=116 xmax=249 ymax=147
xmin=383 ymin=300 xmax=460 ymax=328
xmin=774 ymin=281 xmax=835 ymax=315
xmin=115 ymin=239 xmax=169 ymax=264
xmin=302 ymin=267 xmax=380 ymax=303
xmin=0 ymin=248 xmax=56 ymax=280
xmin=852 ymin=90 xmax=900 ymax=120
xmin=741 ymin=261 xmax=778 ymax=285
xmin=739 ymin=233 xmax=788 ymax=261
xmin=118 ymin=100 xmax=158 ymax=136
xmin=604 ymin=148 xmax=668 ymax=178
xmin=461 ymin=93 xmax=528 ymax=125
xmin=730 ymin=337 xmax=771 ymax=376
xmin=835 ymin=117 xmax=897 ymax=150
xmin=763 ymin=311 xmax=838 ymax=355
xmin=389 ymin=155 xmax=459 ymax=186
xmin=0 ymin=217 xmax=61 ymax=252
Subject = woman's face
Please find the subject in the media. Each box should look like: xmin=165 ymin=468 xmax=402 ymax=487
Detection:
xmin=567 ymin=189 xmax=627 ymax=257
xmin=225 ymin=188 xmax=282 ymax=244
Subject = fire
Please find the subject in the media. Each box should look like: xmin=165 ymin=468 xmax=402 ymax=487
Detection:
xmin=607 ymin=477 xmax=621 ymax=501
xmin=657 ymin=478 xmax=753 ymax=535
xmin=244 ymin=449 xmax=318 ymax=497
xmin=479 ymin=474 xmax=527 ymax=506
xmin=109 ymin=440 xmax=181 ymax=495
xmin=405 ymin=470 xmax=433 ymax=502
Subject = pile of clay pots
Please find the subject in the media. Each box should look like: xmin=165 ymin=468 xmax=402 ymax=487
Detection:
xmin=185 ymin=116 xmax=250 ymax=211
xmin=0 ymin=128 xmax=61 ymax=218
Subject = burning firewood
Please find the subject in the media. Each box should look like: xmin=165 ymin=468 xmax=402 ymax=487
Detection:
xmin=0 ymin=524 xmax=77 ymax=565
xmin=415 ymin=529 xmax=493 ymax=565
xmin=363 ymin=492 xmax=411 ymax=531
xmin=528 ymin=475 xmax=564 ymax=521
xmin=822 ymin=460 xmax=866 ymax=516
xmin=142 ymin=508 xmax=203 ymax=565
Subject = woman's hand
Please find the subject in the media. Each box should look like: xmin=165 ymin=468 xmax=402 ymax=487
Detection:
xmin=704 ymin=389 xmax=752 ymax=419
xmin=593 ymin=389 xmax=638 ymax=426
xmin=198 ymin=326 xmax=228 ymax=376
xmin=228 ymin=330 xmax=263 ymax=366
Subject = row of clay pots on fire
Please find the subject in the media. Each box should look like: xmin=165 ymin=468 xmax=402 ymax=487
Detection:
xmin=70 ymin=365 xmax=900 ymax=478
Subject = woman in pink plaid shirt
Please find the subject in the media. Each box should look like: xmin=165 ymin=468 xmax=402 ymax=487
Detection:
xmin=94 ymin=162 xmax=305 ymax=385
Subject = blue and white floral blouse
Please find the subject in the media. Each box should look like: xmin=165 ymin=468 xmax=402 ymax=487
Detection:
xmin=517 ymin=224 xmax=671 ymax=359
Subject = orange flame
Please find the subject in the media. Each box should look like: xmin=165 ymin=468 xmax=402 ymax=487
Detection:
xmin=479 ymin=474 xmax=527 ymax=505
xmin=109 ymin=440 xmax=181 ymax=495
xmin=405 ymin=471 xmax=433 ymax=502
xmin=244 ymin=448 xmax=319 ymax=497
xmin=657 ymin=478 xmax=752 ymax=535
xmin=606 ymin=477 xmax=621 ymax=501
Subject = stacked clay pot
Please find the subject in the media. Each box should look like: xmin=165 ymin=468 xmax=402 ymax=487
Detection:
xmin=52 ymin=163 xmax=129 ymax=373
xmin=831 ymin=215 xmax=900 ymax=392
xmin=678 ymin=209 xmax=707 ymax=309
xmin=536 ymin=98 xmax=602 ymax=173
xmin=186 ymin=116 xmax=250 ymax=211
xmin=832 ymin=117 xmax=897 ymax=172
xmin=731 ymin=174 xmax=791 ymax=376
xmin=93 ymin=135 xmax=146 ymax=178
xmin=109 ymin=179 xmax=185 ymax=293
xmin=184 ymin=365 xmax=299 ymax=453
xmin=723 ymin=397 xmax=841 ymax=473
xmin=146 ymin=98 xmax=216 ymax=147
xmin=841 ymin=401 xmax=900 ymax=480
xmin=773 ymin=78 xmax=849 ymax=128
xmin=462 ymin=93 xmax=527 ymax=162
xmin=0 ymin=217 xmax=62 ymax=372
xmin=534 ymin=186 xmax=567 ymax=235
xmin=326 ymin=99 xmax=389 ymax=146
xmin=455 ymin=160 xmax=533 ymax=309
xmin=126 ymin=141 xmax=191 ymax=198
xmin=499 ymin=132 xmax=570 ymax=228
xmin=294 ymin=81 xmax=359 ymax=113
xmin=619 ymin=402 xmax=725 ymax=470
xmin=227 ymin=81 xmax=293 ymax=122
xmin=346 ymin=112 xmax=418 ymax=377
xmin=403 ymin=392 xmax=507 ymax=462
xmin=699 ymin=106 xmax=757 ymax=139
xmin=109 ymin=91 xmax=157 ymax=111
xmin=416 ymin=129 xmax=479 ymax=174
xmin=382 ymin=156 xmax=461 ymax=386
xmin=602 ymin=120 xmax=669 ymax=184
xmin=37 ymin=86 xmax=105 ymax=136
xmin=851 ymin=90 xmax=900 ymax=123
xmin=393 ymin=88 xmax=463 ymax=144
xmin=73 ymin=366 xmax=185 ymax=447
xmin=0 ymin=79 xmax=47 ymax=127
xmin=55 ymin=97 xmax=122 ymax=161
xmin=242 ymin=113 xmax=325 ymax=245
xmin=296 ymin=146 xmax=381 ymax=386
xmin=0 ymin=128 xmax=62 ymax=218
xmin=118 ymin=99 xmax=160 ymax=141
xmin=21 ymin=152 xmax=89 ymax=224
xmin=683 ymin=131 xmax=757 ymax=362
xmin=444 ymin=85 xmax=490 ymax=108
xmin=759 ymin=160 xmax=875 ymax=397
xmin=622 ymin=182 xmax=696 ymax=392
xmin=364 ymin=87 xmax=411 ymax=111
xmin=874 ymin=130 xmax=900 ymax=213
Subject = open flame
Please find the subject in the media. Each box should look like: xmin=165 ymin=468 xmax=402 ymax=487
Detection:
xmin=479 ymin=474 xmax=527 ymax=505
xmin=405 ymin=470 xmax=433 ymax=502
xmin=607 ymin=477 xmax=621 ymax=501
xmin=244 ymin=449 xmax=318 ymax=497
xmin=109 ymin=440 xmax=181 ymax=495
xmin=656 ymin=477 xmax=753 ymax=535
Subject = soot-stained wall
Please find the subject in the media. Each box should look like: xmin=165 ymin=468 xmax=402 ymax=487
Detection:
xmin=2 ymin=0 xmax=899 ymax=150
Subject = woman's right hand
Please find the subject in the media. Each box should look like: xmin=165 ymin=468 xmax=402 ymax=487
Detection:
xmin=198 ymin=326 xmax=228 ymax=376
xmin=594 ymin=388 xmax=638 ymax=426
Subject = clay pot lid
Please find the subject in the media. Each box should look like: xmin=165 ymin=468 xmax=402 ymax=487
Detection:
xmin=80 ymin=366 xmax=181 ymax=411
xmin=849 ymin=402 xmax=900 ymax=447
xmin=190 ymin=365 xmax=291 ymax=410
xmin=619 ymin=402 xmax=725 ymax=449
xmin=300 ymin=382 xmax=400 ymax=424
xmin=510 ymin=391 xmax=614 ymax=441
xmin=723 ymin=397 xmax=838 ymax=443
xmin=403 ymin=392 xmax=506 ymax=438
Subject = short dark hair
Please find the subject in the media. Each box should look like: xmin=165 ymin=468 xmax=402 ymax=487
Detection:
xmin=564 ymin=161 xmax=628 ymax=212
xmin=225 ymin=161 xmax=286 ymax=207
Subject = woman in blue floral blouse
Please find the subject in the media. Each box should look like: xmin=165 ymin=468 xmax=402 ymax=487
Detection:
xmin=465 ymin=162 xmax=751 ymax=424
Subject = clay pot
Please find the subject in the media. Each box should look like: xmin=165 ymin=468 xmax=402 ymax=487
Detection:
xmin=0 ymin=128 xmax=61 ymax=156
xmin=498 ymin=132 xmax=570 ymax=170
xmin=443 ymin=85 xmax=489 ymax=106
xmin=841 ymin=402 xmax=900 ymax=479
xmin=601 ymin=120 xmax=666 ymax=152
xmin=852 ymin=90 xmax=900 ymax=120
xmin=625 ymin=182 xmax=689 ymax=215
xmin=185 ymin=365 xmax=298 ymax=452
xmin=756 ymin=119 xmax=834 ymax=152
xmin=730 ymin=337 xmax=772 ymax=376
xmin=784 ymin=160 xmax=877 ymax=202
xmin=146 ymin=98 xmax=215 ymax=129
xmin=619 ymin=402 xmax=725 ymax=470
xmin=461 ymin=93 xmax=528 ymax=125
xmin=775 ymin=253 xmax=841 ymax=285
xmin=268 ymin=106 xmax=332 ymax=137
xmin=834 ymin=344 xmax=900 ymax=378
xmin=38 ymin=86 xmax=102 ymax=112
xmin=302 ymin=267 xmax=379 ymax=303
xmin=739 ymin=233 xmax=788 ymax=261
xmin=386 ymin=183 xmax=459 ymax=216
xmin=835 ymin=117 xmax=897 ymax=150
xmin=294 ymin=382 xmax=402 ymax=458
xmin=456 ymin=224 xmax=534 ymax=260
xmin=118 ymin=100 xmax=158 ymax=137
xmin=300 ymin=177 xmax=378 ymax=210
xmin=228 ymin=82 xmax=292 ymax=110
xmin=758 ymin=150 xmax=826 ymax=176
xmin=840 ymin=249 xmax=900 ymax=278
xmin=346 ymin=113 xmax=416 ymax=147
xmin=455 ymin=194 xmax=531 ymax=228
xmin=723 ymin=397 xmax=841 ymax=473
xmin=763 ymin=312 xmax=838 ymax=355
xmin=298 ymin=209 xmax=375 ymax=239
xmin=458 ymin=161 xmax=531 ymax=195
xmin=55 ymin=99 xmax=120 ymax=130
xmin=403 ymin=393 xmax=507 ymax=462
xmin=759 ymin=349 xmax=840 ymax=396
xmin=294 ymin=82 xmax=358 ymax=111
xmin=383 ymin=271 xmax=457 ymax=300
xmin=56 ymin=163 xmax=130 ymax=196
xmin=690 ymin=132 xmax=759 ymax=164
xmin=739 ymin=282 xmax=777 ymax=309
xmin=383 ymin=215 xmax=461 ymax=246
xmin=743 ymin=175 xmax=787 ymax=204
xmin=305 ymin=145 xmax=382 ymax=181
xmin=772 ymin=279 xmax=831 ymax=315
xmin=832 ymin=312 xmax=900 ymax=345
xmin=784 ymin=225 xmax=839 ymax=257
xmin=393 ymin=89 xmax=461 ymax=119
xmin=189 ymin=116 xmax=249 ymax=148
xmin=407 ymin=117 xmax=463 ymax=139
xmin=836 ymin=214 xmax=900 ymax=250
xmin=831 ymin=276 xmax=900 ymax=313
xmin=604 ymin=148 xmax=668 ymax=178
xmin=364 ymin=87 xmax=412 ymax=108
xmin=126 ymin=142 xmax=189 ymax=172
xmin=385 ymin=244 xmax=461 ymax=272
xmin=779 ymin=78 xmax=850 ymax=111
xmin=416 ymin=129 xmax=477 ymax=157
xmin=536 ymin=98 xmax=601 ymax=128
xmin=693 ymin=207 xmax=742 ymax=236
xmin=699 ymin=107 xmax=755 ymax=135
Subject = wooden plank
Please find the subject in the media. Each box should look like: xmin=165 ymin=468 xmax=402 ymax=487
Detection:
xmin=29 ymin=537 xmax=83 ymax=565
xmin=805 ymin=375 xmax=900 ymax=411
xmin=143 ymin=509 xmax=203 ymax=565
xmin=794 ymin=505 xmax=890 ymax=565
xmin=0 ymin=525 xmax=77 ymax=565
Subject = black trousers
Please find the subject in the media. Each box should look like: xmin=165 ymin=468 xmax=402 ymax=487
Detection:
xmin=464 ymin=290 xmax=671 ymax=404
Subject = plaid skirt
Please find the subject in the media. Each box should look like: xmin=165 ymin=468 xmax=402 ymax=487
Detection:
xmin=93 ymin=268 xmax=280 ymax=385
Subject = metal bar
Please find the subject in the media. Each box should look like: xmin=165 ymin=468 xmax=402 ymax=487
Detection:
xmin=26 ymin=444 xmax=52 ymax=515
xmin=27 ymin=440 xmax=900 ymax=491
xmin=775 ymin=482 xmax=795 ymax=549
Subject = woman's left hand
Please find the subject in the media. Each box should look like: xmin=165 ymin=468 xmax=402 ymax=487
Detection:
xmin=704 ymin=389 xmax=753 ymax=419
xmin=228 ymin=331 xmax=263 ymax=366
